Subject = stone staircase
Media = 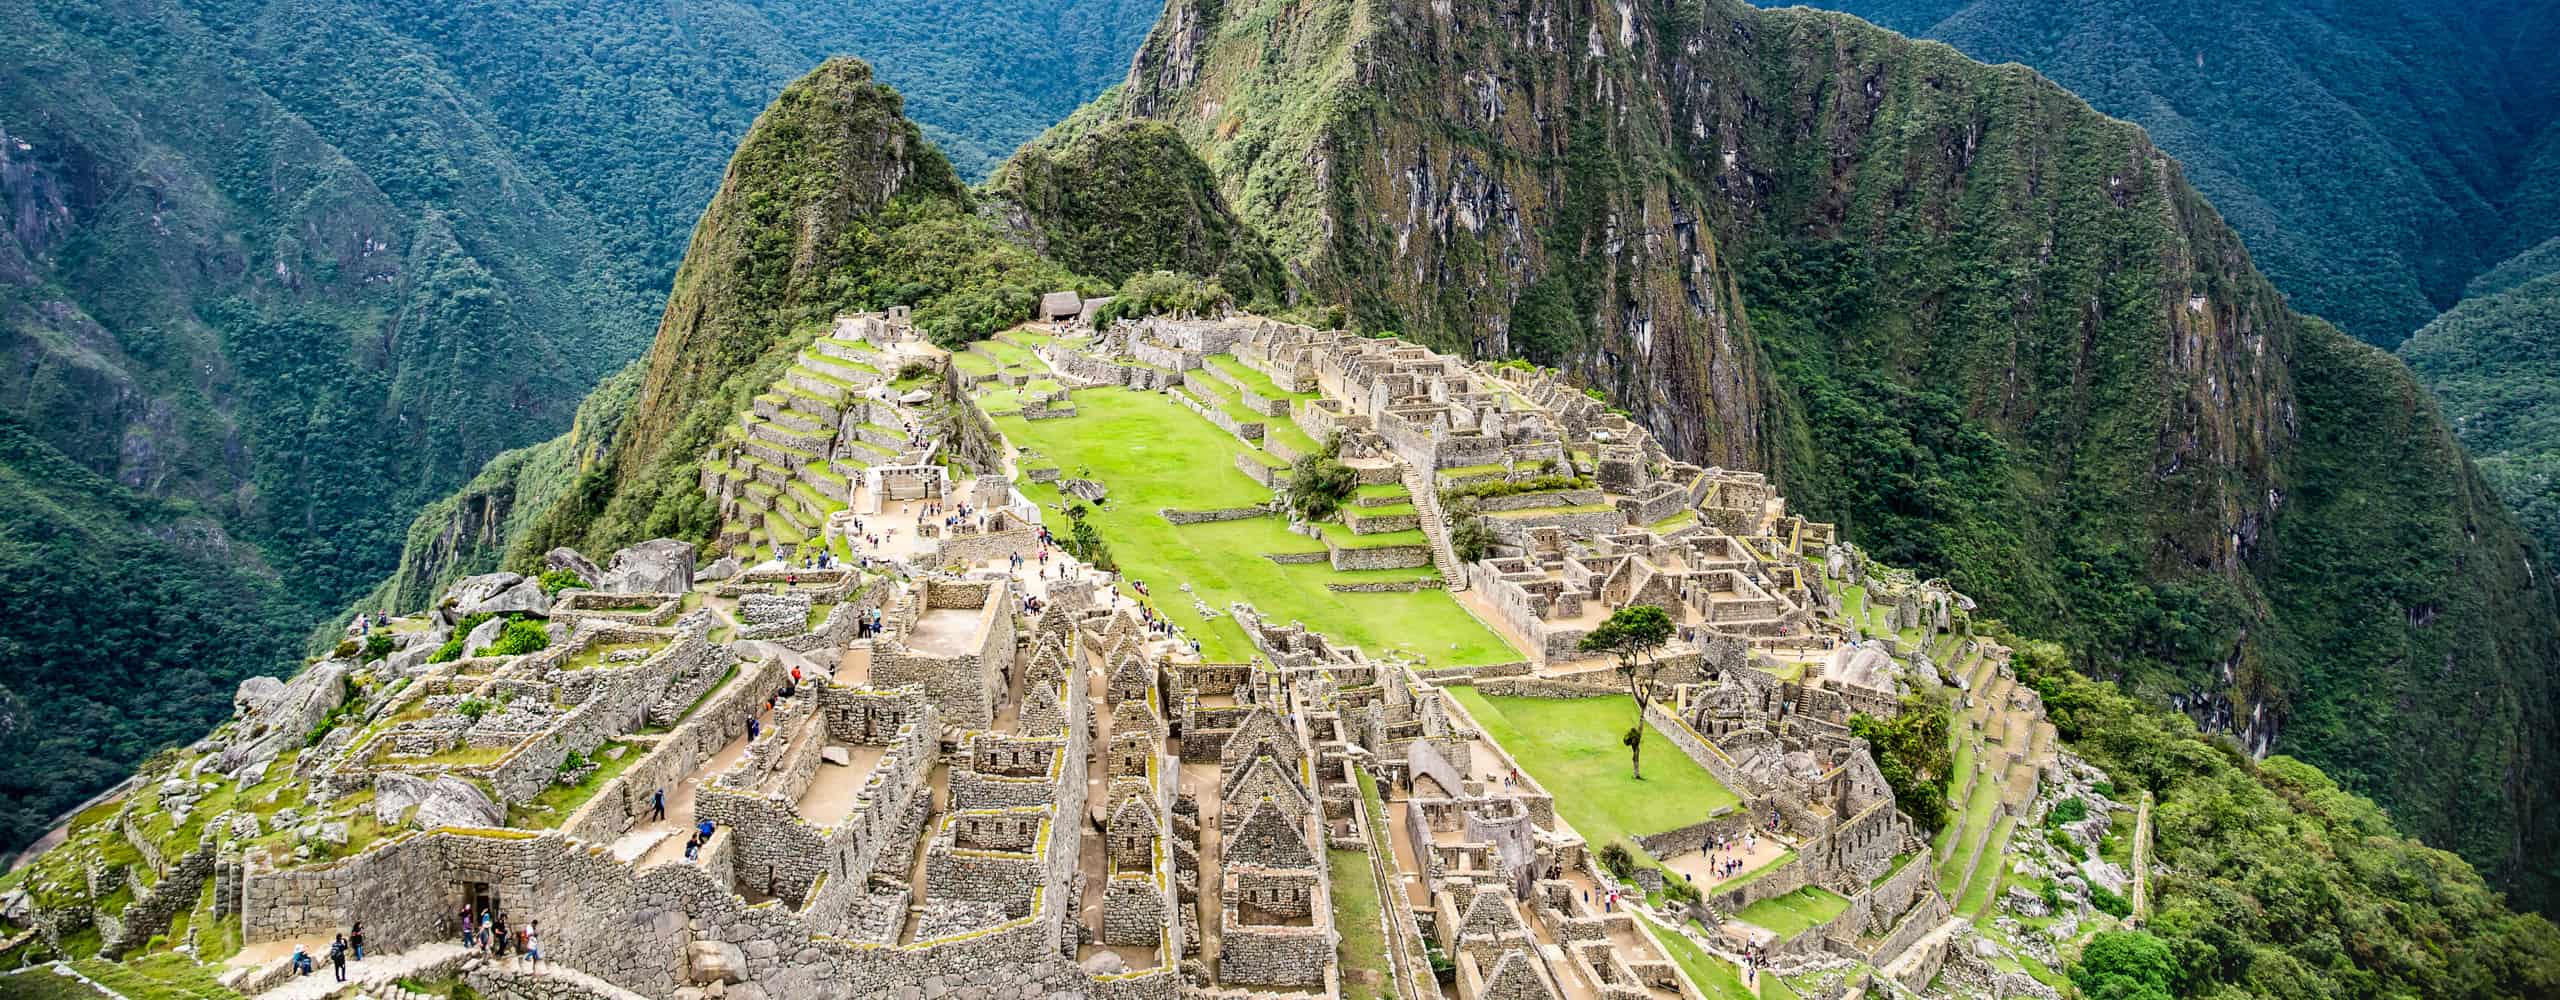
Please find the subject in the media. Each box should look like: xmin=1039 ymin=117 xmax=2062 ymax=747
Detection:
xmin=1402 ymin=464 xmax=1469 ymax=590
xmin=248 ymin=942 xmax=473 ymax=1000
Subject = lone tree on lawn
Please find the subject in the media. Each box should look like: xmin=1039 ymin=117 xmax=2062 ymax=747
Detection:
xmin=1580 ymin=604 xmax=1675 ymax=779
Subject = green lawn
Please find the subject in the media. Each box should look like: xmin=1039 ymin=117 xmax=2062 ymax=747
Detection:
xmin=1447 ymin=690 xmax=1740 ymax=843
xmin=974 ymin=338 xmax=1044 ymax=369
xmin=1730 ymin=886 xmax=1850 ymax=940
xmin=1641 ymin=917 xmax=1798 ymax=1000
xmin=1207 ymin=354 xmax=1320 ymax=400
xmin=999 ymin=388 xmax=1516 ymax=666
xmin=1329 ymin=849 xmax=1396 ymax=1000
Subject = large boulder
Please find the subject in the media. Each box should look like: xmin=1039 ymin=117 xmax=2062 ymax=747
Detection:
xmin=697 ymin=556 xmax=742 ymax=582
xmin=466 ymin=577 xmax=553 ymax=618
xmin=216 ymin=661 xmax=350 ymax=779
xmin=443 ymin=572 xmax=524 ymax=614
xmin=404 ymin=775 xmax=505 ymax=829
xmin=544 ymin=547 xmax=604 ymax=584
xmin=233 ymin=676 xmax=286 ymax=714
xmin=600 ymin=539 xmax=696 ymax=594
xmin=460 ymin=615 xmax=508 ymax=658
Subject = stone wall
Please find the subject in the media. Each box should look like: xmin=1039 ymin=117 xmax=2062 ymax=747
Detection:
xmin=1630 ymin=803 xmax=1762 ymax=861
xmin=1705 ymin=855 xmax=1807 ymax=915
xmin=562 ymin=659 xmax=788 ymax=844
xmin=1327 ymin=541 xmax=1432 ymax=571
xmin=98 ymin=843 xmax=214 ymax=958
xmin=1643 ymin=703 xmax=1755 ymax=802
xmin=1158 ymin=505 xmax=1273 ymax=526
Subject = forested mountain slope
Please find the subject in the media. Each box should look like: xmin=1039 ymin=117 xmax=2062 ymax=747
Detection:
xmin=1790 ymin=0 xmax=2560 ymax=348
xmin=1040 ymin=0 xmax=2560 ymax=910
xmin=0 ymin=0 xmax=1153 ymax=857
xmin=2402 ymin=245 xmax=2560 ymax=565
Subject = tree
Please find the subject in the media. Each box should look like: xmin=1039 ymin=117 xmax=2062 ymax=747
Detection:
xmin=1287 ymin=434 xmax=1357 ymax=521
xmin=2069 ymin=931 xmax=2176 ymax=1000
xmin=1449 ymin=499 xmax=1495 ymax=562
xmin=1579 ymin=605 xmax=1676 ymax=779
xmin=1850 ymin=693 xmax=1954 ymax=834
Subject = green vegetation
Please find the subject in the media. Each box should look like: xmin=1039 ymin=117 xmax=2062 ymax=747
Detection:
xmin=1808 ymin=0 xmax=2557 ymax=348
xmin=1448 ymin=689 xmax=1740 ymax=843
xmin=1287 ymin=435 xmax=1359 ymax=521
xmin=2016 ymin=647 xmax=2560 ymax=997
xmin=2400 ymin=261 xmax=2560 ymax=559
xmin=1729 ymin=886 xmax=1850 ymax=940
xmin=1091 ymin=272 xmax=1236 ymax=329
xmin=1849 ymin=694 xmax=1954 ymax=834
xmin=1328 ymin=849 xmax=1395 ymax=1000
xmin=510 ymin=742 xmax=644 ymax=829
xmin=1076 ymin=0 xmax=2560 ymax=906
xmin=997 ymin=387 xmax=1515 ymax=666
xmin=996 ymin=120 xmax=1288 ymax=302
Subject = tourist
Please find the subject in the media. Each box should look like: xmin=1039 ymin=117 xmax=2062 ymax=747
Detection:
xmin=460 ymin=906 xmax=475 ymax=947
xmin=685 ymin=834 xmax=701 ymax=861
xmin=350 ymin=921 xmax=365 ymax=961
xmin=492 ymin=912 xmax=509 ymax=956
xmin=522 ymin=921 xmax=544 ymax=971
xmin=329 ymin=934 xmax=348 ymax=982
xmin=292 ymin=946 xmax=314 ymax=977
xmin=748 ymin=715 xmax=762 ymax=742
xmin=699 ymin=818 xmax=716 ymax=841
xmin=651 ymin=787 xmax=667 ymax=822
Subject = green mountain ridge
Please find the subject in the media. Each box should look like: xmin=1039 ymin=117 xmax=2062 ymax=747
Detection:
xmin=1789 ymin=0 xmax=2560 ymax=349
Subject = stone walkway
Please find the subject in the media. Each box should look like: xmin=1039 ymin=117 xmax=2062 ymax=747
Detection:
xmin=251 ymin=942 xmax=472 ymax=999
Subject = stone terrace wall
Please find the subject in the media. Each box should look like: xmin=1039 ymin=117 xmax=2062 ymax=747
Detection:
xmin=1632 ymin=803 xmax=1765 ymax=860
xmin=1644 ymin=703 xmax=1755 ymax=801
xmin=1830 ymin=848 xmax=1934 ymax=945
xmin=1705 ymin=855 xmax=1807 ymax=915
xmin=562 ymin=659 xmax=789 ymax=844
xmin=244 ymin=823 xmax=1137 ymax=1000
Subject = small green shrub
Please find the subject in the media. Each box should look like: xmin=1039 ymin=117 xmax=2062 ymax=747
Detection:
xmin=456 ymin=698 xmax=492 ymax=723
xmin=2089 ymin=882 xmax=2133 ymax=918
xmin=537 ymin=569 xmax=590 ymax=594
xmin=1440 ymin=473 xmax=1592 ymax=501
xmin=2049 ymin=796 xmax=2088 ymax=827
xmin=1598 ymin=840 xmax=1637 ymax=879
xmin=485 ymin=619 xmax=551 ymax=657
xmin=333 ymin=639 xmax=361 ymax=659
xmin=1287 ymin=434 xmax=1356 ymax=521
xmin=363 ymin=633 xmax=394 ymax=659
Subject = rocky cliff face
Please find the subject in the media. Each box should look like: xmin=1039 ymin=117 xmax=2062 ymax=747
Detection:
xmin=1071 ymin=0 xmax=2560 ymax=905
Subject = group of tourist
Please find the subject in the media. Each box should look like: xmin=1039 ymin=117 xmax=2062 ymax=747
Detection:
xmin=289 ymin=924 xmax=363 ymax=981
xmin=455 ymin=906 xmax=545 ymax=970
xmin=1700 ymin=830 xmax=1764 ymax=881
xmin=795 ymin=549 xmax=842 ymax=571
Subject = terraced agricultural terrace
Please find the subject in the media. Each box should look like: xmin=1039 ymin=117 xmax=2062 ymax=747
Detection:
xmin=1 ymin=308 xmax=2129 ymax=1000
